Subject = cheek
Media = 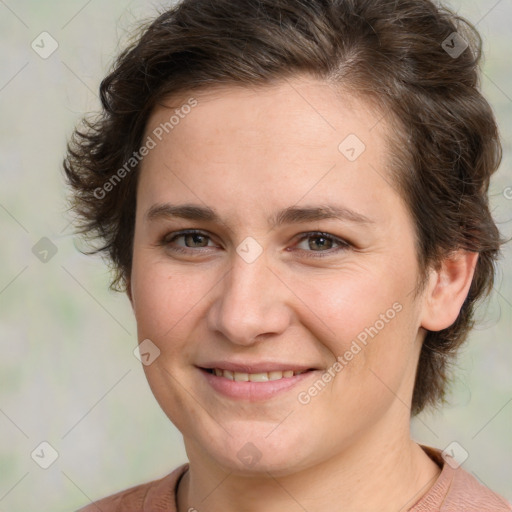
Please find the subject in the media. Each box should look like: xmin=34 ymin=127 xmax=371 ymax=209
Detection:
xmin=131 ymin=255 xmax=208 ymax=330
xmin=289 ymin=264 xmax=407 ymax=349
xmin=291 ymin=265 xmax=418 ymax=398
xmin=332 ymin=300 xmax=418 ymax=417
xmin=130 ymin=260 xmax=208 ymax=428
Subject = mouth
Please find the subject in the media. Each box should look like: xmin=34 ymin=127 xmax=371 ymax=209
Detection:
xmin=202 ymin=367 xmax=313 ymax=382
xmin=197 ymin=364 xmax=320 ymax=401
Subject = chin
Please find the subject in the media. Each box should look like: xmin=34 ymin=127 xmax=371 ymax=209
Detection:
xmin=193 ymin=423 xmax=317 ymax=476
xmin=211 ymin=447 xmax=306 ymax=476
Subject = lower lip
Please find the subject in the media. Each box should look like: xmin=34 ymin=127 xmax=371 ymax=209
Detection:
xmin=199 ymin=368 xmax=317 ymax=401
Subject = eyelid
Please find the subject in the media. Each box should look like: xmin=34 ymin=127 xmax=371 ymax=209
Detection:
xmin=158 ymin=229 xmax=219 ymax=249
xmin=292 ymin=231 xmax=351 ymax=257
xmin=158 ymin=229 xmax=351 ymax=256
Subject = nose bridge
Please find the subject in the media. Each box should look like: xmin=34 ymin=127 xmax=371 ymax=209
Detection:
xmin=208 ymin=249 xmax=289 ymax=345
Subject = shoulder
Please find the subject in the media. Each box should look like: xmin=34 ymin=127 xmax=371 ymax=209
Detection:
xmin=413 ymin=445 xmax=511 ymax=511
xmin=445 ymin=466 xmax=512 ymax=511
xmin=76 ymin=463 xmax=189 ymax=512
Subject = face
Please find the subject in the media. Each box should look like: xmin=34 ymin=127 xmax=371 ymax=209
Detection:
xmin=129 ymin=76 xmax=429 ymax=475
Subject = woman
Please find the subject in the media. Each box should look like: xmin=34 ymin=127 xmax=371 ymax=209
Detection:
xmin=64 ymin=0 xmax=511 ymax=509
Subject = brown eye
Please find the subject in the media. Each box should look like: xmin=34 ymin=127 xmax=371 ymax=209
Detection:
xmin=306 ymin=235 xmax=334 ymax=251
xmin=159 ymin=230 xmax=216 ymax=254
xmin=181 ymin=233 xmax=210 ymax=248
xmin=294 ymin=232 xmax=350 ymax=257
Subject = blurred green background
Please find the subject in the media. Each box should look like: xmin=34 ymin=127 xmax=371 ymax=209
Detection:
xmin=0 ymin=1 xmax=510 ymax=510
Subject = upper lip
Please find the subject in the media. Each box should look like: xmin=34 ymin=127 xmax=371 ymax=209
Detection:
xmin=198 ymin=361 xmax=318 ymax=373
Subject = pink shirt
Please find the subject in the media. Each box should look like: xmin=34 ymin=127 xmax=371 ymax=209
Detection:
xmin=78 ymin=445 xmax=511 ymax=511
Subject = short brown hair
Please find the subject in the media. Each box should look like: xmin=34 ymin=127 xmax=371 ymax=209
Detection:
xmin=63 ymin=0 xmax=505 ymax=416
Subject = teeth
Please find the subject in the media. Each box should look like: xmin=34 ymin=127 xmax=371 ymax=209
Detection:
xmin=249 ymin=372 xmax=268 ymax=382
xmin=211 ymin=368 xmax=307 ymax=381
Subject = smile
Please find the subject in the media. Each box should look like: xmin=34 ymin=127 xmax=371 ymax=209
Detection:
xmin=206 ymin=368 xmax=309 ymax=381
xmin=199 ymin=366 xmax=318 ymax=401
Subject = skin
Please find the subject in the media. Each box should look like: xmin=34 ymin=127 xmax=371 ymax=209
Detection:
xmin=127 ymin=75 xmax=478 ymax=512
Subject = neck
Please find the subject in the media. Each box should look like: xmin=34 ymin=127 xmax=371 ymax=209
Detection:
xmin=177 ymin=407 xmax=441 ymax=512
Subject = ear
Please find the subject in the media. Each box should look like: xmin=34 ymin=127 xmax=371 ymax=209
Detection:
xmin=420 ymin=250 xmax=479 ymax=331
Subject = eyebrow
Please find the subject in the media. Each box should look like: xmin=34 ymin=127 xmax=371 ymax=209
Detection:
xmin=144 ymin=203 xmax=374 ymax=227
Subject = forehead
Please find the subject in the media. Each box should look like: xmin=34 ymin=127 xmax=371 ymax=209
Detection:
xmin=145 ymin=76 xmax=386 ymax=151
xmin=138 ymin=76 xmax=401 ymax=227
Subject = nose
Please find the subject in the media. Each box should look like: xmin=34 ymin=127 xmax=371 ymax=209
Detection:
xmin=207 ymin=248 xmax=292 ymax=346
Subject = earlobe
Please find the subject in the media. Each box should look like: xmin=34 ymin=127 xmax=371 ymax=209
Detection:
xmin=420 ymin=251 xmax=479 ymax=332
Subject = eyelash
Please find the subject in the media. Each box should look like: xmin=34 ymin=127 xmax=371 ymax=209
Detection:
xmin=157 ymin=229 xmax=351 ymax=258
